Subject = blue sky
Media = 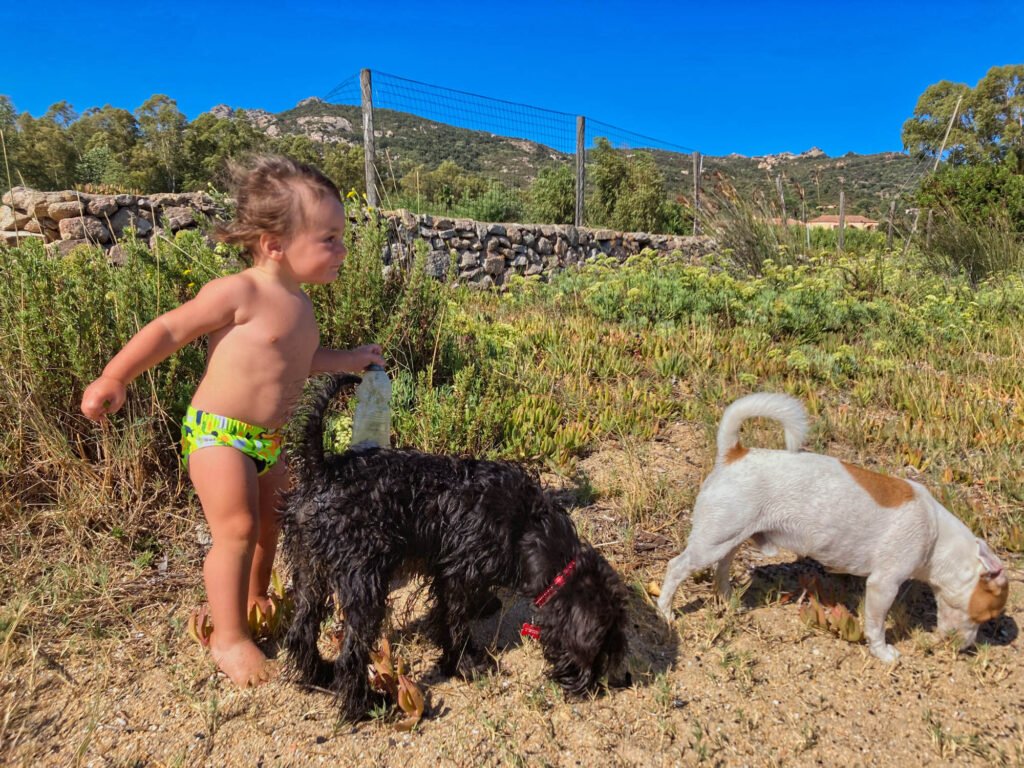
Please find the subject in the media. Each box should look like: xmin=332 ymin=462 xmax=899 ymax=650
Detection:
xmin=5 ymin=0 xmax=1022 ymax=157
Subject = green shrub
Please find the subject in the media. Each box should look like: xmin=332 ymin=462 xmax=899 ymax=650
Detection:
xmin=587 ymin=137 xmax=670 ymax=233
xmin=526 ymin=165 xmax=575 ymax=224
xmin=4 ymin=225 xmax=1022 ymax=547
xmin=918 ymin=161 xmax=1024 ymax=220
xmin=460 ymin=183 xmax=526 ymax=223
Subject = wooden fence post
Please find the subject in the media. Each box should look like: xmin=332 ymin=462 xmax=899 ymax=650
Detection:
xmin=902 ymin=208 xmax=921 ymax=256
xmin=692 ymin=151 xmax=702 ymax=236
xmin=575 ymin=116 xmax=585 ymax=227
xmin=361 ymin=69 xmax=379 ymax=208
xmin=838 ymin=185 xmax=846 ymax=253
xmin=775 ymin=174 xmax=786 ymax=223
xmin=886 ymin=199 xmax=896 ymax=251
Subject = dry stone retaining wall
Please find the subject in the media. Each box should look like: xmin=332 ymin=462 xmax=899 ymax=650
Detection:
xmin=383 ymin=210 xmax=714 ymax=288
xmin=1 ymin=187 xmax=715 ymax=282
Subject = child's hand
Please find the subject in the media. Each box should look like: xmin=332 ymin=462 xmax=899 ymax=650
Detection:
xmin=351 ymin=344 xmax=386 ymax=371
xmin=309 ymin=344 xmax=386 ymax=375
xmin=81 ymin=375 xmax=127 ymax=422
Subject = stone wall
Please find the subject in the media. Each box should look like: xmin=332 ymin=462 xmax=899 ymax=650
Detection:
xmin=0 ymin=187 xmax=219 ymax=263
xmin=1 ymin=187 xmax=715 ymax=282
xmin=383 ymin=210 xmax=715 ymax=288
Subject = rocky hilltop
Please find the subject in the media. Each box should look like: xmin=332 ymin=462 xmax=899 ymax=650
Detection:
xmin=200 ymin=99 xmax=915 ymax=218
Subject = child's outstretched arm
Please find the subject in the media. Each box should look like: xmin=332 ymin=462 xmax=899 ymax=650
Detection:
xmin=81 ymin=277 xmax=248 ymax=422
xmin=310 ymin=344 xmax=385 ymax=375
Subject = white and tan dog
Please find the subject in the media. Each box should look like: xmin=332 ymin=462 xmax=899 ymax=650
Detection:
xmin=658 ymin=392 xmax=1009 ymax=662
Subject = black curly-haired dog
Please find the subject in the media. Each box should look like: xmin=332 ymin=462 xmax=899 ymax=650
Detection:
xmin=281 ymin=374 xmax=629 ymax=720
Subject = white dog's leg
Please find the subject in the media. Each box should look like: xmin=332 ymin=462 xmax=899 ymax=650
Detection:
xmin=657 ymin=551 xmax=695 ymax=619
xmin=713 ymin=546 xmax=740 ymax=601
xmin=658 ymin=541 xmax=738 ymax=620
xmin=863 ymin=575 xmax=901 ymax=662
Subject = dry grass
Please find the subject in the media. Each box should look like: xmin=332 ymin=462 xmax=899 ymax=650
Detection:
xmin=2 ymin=239 xmax=1022 ymax=765
xmin=4 ymin=420 xmax=1021 ymax=767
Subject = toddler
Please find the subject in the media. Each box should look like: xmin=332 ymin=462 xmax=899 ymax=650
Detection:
xmin=81 ymin=155 xmax=384 ymax=687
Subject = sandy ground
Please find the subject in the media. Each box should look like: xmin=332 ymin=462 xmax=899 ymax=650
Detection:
xmin=4 ymin=421 xmax=1023 ymax=767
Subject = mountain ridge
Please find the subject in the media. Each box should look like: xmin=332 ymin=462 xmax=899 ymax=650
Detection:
xmin=206 ymin=98 xmax=921 ymax=218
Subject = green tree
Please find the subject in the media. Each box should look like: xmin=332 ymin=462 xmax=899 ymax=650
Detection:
xmin=181 ymin=112 xmax=267 ymax=190
xmin=661 ymin=197 xmax=694 ymax=236
xmin=269 ymin=134 xmax=324 ymax=167
xmin=0 ymin=95 xmax=14 ymax=128
xmin=588 ymin=138 xmax=669 ymax=232
xmin=262 ymin=135 xmax=366 ymax=200
xmin=70 ymin=106 xmax=138 ymax=156
xmin=588 ymin=137 xmax=629 ymax=226
xmin=0 ymin=96 xmax=18 ymax=185
xmin=527 ymin=164 xmax=575 ymax=224
xmin=611 ymin=152 xmax=668 ymax=232
xmin=9 ymin=102 xmax=78 ymax=189
xmin=322 ymin=143 xmax=366 ymax=197
xmin=917 ymin=161 xmax=1024 ymax=229
xmin=902 ymin=80 xmax=979 ymax=165
xmin=974 ymin=65 xmax=1024 ymax=171
xmin=70 ymin=106 xmax=139 ymax=188
xmin=462 ymin=182 xmax=525 ymax=222
xmin=133 ymin=95 xmax=186 ymax=191
xmin=399 ymin=160 xmax=487 ymax=212
xmin=902 ymin=65 xmax=1024 ymax=170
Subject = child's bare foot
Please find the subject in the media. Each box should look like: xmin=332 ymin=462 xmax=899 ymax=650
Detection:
xmin=210 ymin=635 xmax=278 ymax=688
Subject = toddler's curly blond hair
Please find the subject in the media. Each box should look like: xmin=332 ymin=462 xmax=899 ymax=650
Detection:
xmin=215 ymin=154 xmax=342 ymax=262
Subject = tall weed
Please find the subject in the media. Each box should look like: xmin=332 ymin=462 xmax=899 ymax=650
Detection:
xmin=2 ymin=225 xmax=1022 ymax=554
xmin=706 ymin=184 xmax=805 ymax=275
xmin=919 ymin=206 xmax=1024 ymax=282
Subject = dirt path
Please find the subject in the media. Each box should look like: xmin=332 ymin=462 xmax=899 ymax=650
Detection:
xmin=4 ymin=422 xmax=1022 ymax=767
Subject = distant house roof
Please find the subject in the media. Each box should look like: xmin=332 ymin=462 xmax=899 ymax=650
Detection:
xmin=808 ymin=214 xmax=878 ymax=225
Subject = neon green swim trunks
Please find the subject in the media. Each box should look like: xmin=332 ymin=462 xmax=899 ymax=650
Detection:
xmin=180 ymin=406 xmax=284 ymax=475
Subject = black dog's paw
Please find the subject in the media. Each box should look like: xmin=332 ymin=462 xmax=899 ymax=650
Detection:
xmin=440 ymin=646 xmax=495 ymax=680
xmin=289 ymin=655 xmax=335 ymax=688
xmin=457 ymin=652 xmax=496 ymax=680
xmin=337 ymin=685 xmax=389 ymax=723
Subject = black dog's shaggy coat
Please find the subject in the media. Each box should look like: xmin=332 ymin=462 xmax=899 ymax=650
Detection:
xmin=281 ymin=375 xmax=629 ymax=720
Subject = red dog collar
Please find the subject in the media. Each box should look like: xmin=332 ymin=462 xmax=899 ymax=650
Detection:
xmin=521 ymin=558 xmax=578 ymax=641
xmin=521 ymin=622 xmax=542 ymax=640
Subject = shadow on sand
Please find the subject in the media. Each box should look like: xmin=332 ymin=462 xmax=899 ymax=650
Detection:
xmin=737 ymin=556 xmax=1019 ymax=649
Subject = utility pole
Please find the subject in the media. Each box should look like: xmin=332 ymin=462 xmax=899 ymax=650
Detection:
xmin=933 ymin=94 xmax=964 ymax=173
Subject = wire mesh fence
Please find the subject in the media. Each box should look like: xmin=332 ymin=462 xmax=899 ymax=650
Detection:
xmin=323 ymin=68 xmax=929 ymax=244
xmin=326 ymin=71 xmax=577 ymax=224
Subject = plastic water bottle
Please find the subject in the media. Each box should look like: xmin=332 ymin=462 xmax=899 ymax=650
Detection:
xmin=350 ymin=364 xmax=392 ymax=450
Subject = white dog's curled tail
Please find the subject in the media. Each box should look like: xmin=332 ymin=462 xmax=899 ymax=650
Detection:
xmin=716 ymin=392 xmax=809 ymax=463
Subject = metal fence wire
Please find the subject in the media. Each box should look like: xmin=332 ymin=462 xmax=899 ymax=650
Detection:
xmin=324 ymin=69 xmax=927 ymax=241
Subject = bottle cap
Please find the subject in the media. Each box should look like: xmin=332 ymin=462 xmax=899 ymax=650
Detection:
xmin=365 ymin=363 xmax=385 ymax=372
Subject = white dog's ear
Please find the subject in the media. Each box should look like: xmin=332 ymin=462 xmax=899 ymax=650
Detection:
xmin=977 ymin=539 xmax=1005 ymax=579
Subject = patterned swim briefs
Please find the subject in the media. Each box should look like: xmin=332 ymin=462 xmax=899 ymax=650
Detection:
xmin=180 ymin=406 xmax=284 ymax=476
